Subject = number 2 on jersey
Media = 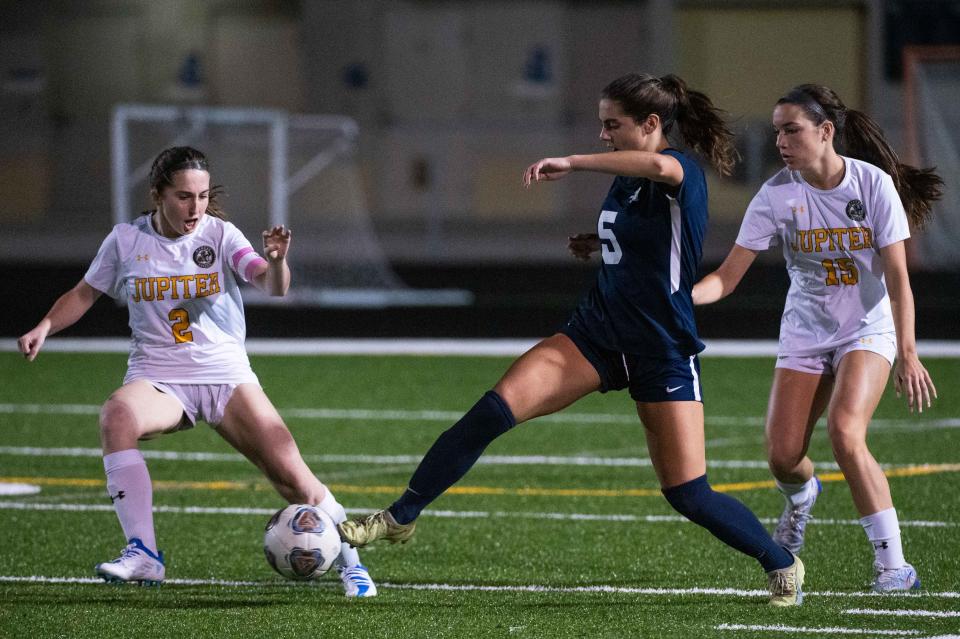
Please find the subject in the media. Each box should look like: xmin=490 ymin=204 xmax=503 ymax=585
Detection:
xmin=821 ymin=258 xmax=859 ymax=286
xmin=168 ymin=308 xmax=194 ymax=344
xmin=598 ymin=210 xmax=622 ymax=264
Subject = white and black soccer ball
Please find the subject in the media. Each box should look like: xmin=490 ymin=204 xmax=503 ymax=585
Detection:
xmin=263 ymin=504 xmax=342 ymax=580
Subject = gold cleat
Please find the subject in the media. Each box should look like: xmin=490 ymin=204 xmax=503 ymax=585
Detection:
xmin=767 ymin=554 xmax=805 ymax=606
xmin=337 ymin=509 xmax=417 ymax=548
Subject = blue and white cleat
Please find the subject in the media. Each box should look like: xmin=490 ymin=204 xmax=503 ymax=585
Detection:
xmin=95 ymin=537 xmax=165 ymax=586
xmin=872 ymin=562 xmax=921 ymax=592
xmin=773 ymin=476 xmax=821 ymax=554
xmin=338 ymin=564 xmax=377 ymax=598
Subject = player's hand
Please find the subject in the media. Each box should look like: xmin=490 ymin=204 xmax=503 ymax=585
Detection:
xmin=568 ymin=233 xmax=601 ymax=261
xmin=894 ymin=354 xmax=937 ymax=413
xmin=523 ymin=157 xmax=573 ymax=187
xmin=262 ymin=225 xmax=291 ymax=262
xmin=18 ymin=321 xmax=50 ymax=362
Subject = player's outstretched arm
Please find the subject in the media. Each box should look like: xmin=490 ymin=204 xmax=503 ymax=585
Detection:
xmin=18 ymin=279 xmax=102 ymax=361
xmin=881 ymin=240 xmax=937 ymax=413
xmin=254 ymin=224 xmax=292 ymax=297
xmin=523 ymin=152 xmax=683 ymax=187
xmin=692 ymin=244 xmax=758 ymax=305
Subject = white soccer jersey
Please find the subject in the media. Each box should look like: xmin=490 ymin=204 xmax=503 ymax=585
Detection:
xmin=735 ymin=156 xmax=910 ymax=357
xmin=85 ymin=214 xmax=268 ymax=384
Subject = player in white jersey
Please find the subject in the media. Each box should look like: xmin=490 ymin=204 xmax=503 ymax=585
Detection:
xmin=17 ymin=146 xmax=377 ymax=596
xmin=693 ymin=85 xmax=942 ymax=592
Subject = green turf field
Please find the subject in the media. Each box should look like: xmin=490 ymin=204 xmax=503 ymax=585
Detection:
xmin=1 ymin=350 xmax=958 ymax=638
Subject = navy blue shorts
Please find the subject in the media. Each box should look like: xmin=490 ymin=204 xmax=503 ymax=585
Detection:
xmin=560 ymin=322 xmax=703 ymax=403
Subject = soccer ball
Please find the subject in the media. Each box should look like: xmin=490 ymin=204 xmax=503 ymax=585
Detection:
xmin=263 ymin=504 xmax=342 ymax=580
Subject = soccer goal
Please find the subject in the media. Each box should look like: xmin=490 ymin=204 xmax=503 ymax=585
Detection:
xmin=111 ymin=104 xmax=472 ymax=307
xmin=903 ymin=46 xmax=960 ymax=269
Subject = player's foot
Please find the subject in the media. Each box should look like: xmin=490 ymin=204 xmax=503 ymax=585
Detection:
xmin=337 ymin=509 xmax=416 ymax=548
xmin=773 ymin=477 xmax=821 ymax=554
xmin=767 ymin=554 xmax=804 ymax=607
xmin=871 ymin=561 xmax=921 ymax=592
xmin=95 ymin=537 xmax=165 ymax=586
xmin=338 ymin=563 xmax=378 ymax=597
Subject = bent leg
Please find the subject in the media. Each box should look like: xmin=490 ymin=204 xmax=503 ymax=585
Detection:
xmin=640 ymin=401 xmax=793 ymax=572
xmin=390 ymin=333 xmax=601 ymax=523
xmin=217 ymin=383 xmax=326 ymax=504
xmin=99 ymin=380 xmax=185 ymax=556
xmin=828 ymin=351 xmax=909 ymax=572
xmin=765 ymin=368 xmax=833 ymax=484
xmin=827 ymin=351 xmax=892 ymax=516
xmin=218 ymin=384 xmax=370 ymax=575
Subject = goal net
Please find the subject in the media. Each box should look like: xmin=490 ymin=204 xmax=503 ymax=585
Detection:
xmin=111 ymin=104 xmax=472 ymax=307
xmin=903 ymin=46 xmax=960 ymax=269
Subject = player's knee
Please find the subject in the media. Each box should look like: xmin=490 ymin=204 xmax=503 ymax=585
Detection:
xmin=826 ymin=419 xmax=866 ymax=462
xmin=767 ymin=449 xmax=804 ymax=476
xmin=662 ymin=475 xmax=710 ymax=520
xmin=99 ymin=395 xmax=139 ymax=435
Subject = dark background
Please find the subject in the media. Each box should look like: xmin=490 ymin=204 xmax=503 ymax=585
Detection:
xmin=7 ymin=261 xmax=957 ymax=340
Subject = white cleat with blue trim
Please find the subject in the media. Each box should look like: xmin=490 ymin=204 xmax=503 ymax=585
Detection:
xmin=872 ymin=561 xmax=921 ymax=592
xmin=338 ymin=564 xmax=377 ymax=598
xmin=95 ymin=537 xmax=165 ymax=586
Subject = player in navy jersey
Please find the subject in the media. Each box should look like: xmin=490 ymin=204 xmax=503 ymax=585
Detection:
xmin=339 ymin=73 xmax=805 ymax=606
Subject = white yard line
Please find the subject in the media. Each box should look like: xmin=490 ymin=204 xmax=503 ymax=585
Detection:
xmin=3 ymin=337 xmax=960 ymax=357
xmin=715 ymin=623 xmax=921 ymax=636
xmin=844 ymin=608 xmax=960 ymax=618
xmin=0 ymin=501 xmax=954 ymax=528
xmin=4 ymin=444 xmax=959 ymax=474
xmin=1 ymin=403 xmax=957 ymax=432
xmin=1 ymin=574 xmax=959 ymax=602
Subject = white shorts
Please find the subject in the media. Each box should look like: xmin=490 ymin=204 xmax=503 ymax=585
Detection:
xmin=775 ymin=333 xmax=897 ymax=375
xmin=149 ymin=381 xmax=256 ymax=428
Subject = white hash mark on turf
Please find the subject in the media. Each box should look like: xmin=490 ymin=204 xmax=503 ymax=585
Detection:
xmin=1 ymin=575 xmax=960 ymax=600
xmin=844 ymin=608 xmax=960 ymax=618
xmin=0 ymin=501 xmax=956 ymax=528
xmin=715 ymin=623 xmax=921 ymax=636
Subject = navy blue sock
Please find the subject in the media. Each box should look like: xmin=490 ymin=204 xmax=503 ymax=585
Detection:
xmin=389 ymin=390 xmax=516 ymax=524
xmin=662 ymin=474 xmax=793 ymax=572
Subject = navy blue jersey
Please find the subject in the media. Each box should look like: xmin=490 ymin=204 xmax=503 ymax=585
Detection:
xmin=569 ymin=148 xmax=707 ymax=358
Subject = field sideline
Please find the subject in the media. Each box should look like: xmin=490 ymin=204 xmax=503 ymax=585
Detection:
xmin=1 ymin=344 xmax=957 ymax=638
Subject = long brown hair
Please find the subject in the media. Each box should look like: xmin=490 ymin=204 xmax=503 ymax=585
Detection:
xmin=601 ymin=73 xmax=738 ymax=176
xmin=777 ymin=85 xmax=943 ymax=228
xmin=143 ymin=146 xmax=226 ymax=219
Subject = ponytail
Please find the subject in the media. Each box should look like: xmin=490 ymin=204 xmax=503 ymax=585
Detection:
xmin=601 ymin=73 xmax=738 ymax=176
xmin=779 ymin=85 xmax=943 ymax=228
xmin=659 ymin=74 xmax=739 ymax=177
xmin=842 ymin=109 xmax=942 ymax=229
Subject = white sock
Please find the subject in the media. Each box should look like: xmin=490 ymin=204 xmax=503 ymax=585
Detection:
xmin=860 ymin=507 xmax=906 ymax=569
xmin=103 ymin=449 xmax=157 ymax=555
xmin=317 ymin=489 xmax=361 ymax=569
xmin=776 ymin=477 xmax=816 ymax=507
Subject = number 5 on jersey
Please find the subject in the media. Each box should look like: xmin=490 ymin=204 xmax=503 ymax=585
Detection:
xmin=599 ymin=210 xmax=622 ymax=264
xmin=168 ymin=308 xmax=194 ymax=344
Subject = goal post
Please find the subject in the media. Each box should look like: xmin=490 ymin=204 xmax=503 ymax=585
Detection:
xmin=902 ymin=46 xmax=960 ymax=269
xmin=111 ymin=103 xmax=472 ymax=307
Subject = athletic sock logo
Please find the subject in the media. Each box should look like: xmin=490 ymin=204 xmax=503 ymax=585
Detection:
xmin=109 ymin=490 xmax=126 ymax=503
xmin=873 ymin=541 xmax=889 ymax=550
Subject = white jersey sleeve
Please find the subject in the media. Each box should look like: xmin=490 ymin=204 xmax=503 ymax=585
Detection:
xmin=868 ymin=171 xmax=910 ymax=249
xmin=224 ymin=223 xmax=268 ymax=283
xmin=736 ymin=187 xmax=780 ymax=251
xmin=84 ymin=228 xmax=126 ymax=299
